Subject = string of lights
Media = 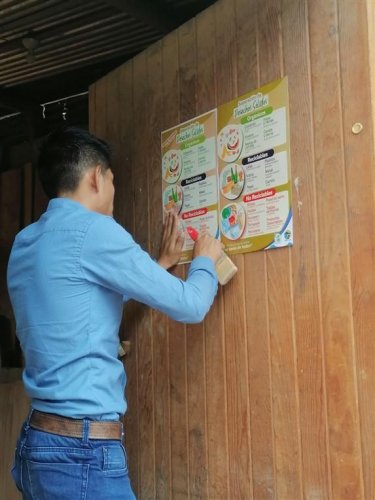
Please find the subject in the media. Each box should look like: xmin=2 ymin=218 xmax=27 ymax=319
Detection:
xmin=40 ymin=91 xmax=88 ymax=120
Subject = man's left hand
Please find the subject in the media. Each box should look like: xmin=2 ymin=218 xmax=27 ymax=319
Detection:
xmin=158 ymin=212 xmax=184 ymax=270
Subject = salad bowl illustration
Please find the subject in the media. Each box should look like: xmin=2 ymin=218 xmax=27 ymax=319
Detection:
xmin=220 ymin=163 xmax=245 ymax=200
xmin=163 ymin=184 xmax=183 ymax=214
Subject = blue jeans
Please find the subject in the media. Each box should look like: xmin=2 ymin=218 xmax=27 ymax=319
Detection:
xmin=12 ymin=410 xmax=136 ymax=499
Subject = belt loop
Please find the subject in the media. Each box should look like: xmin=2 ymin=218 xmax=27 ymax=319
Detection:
xmin=24 ymin=407 xmax=34 ymax=431
xmin=18 ymin=407 xmax=34 ymax=458
xmin=82 ymin=419 xmax=90 ymax=444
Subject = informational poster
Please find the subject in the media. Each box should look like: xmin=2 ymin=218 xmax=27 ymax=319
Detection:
xmin=161 ymin=77 xmax=292 ymax=263
xmin=217 ymin=77 xmax=292 ymax=254
xmin=161 ymin=109 xmax=219 ymax=263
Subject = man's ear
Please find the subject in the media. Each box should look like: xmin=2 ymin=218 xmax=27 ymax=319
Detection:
xmin=88 ymin=166 xmax=102 ymax=193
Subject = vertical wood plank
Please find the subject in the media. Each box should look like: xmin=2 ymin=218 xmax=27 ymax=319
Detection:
xmin=88 ymin=82 xmax=96 ymax=134
xmin=146 ymin=41 xmax=172 ymax=500
xmin=282 ymin=0 xmax=331 ymax=498
xmin=258 ymin=0 xmax=303 ymax=498
xmin=117 ymin=63 xmax=135 ymax=232
xmin=22 ymin=163 xmax=33 ymax=228
xmin=196 ymin=7 xmax=230 ymax=500
xmin=105 ymin=69 xmax=121 ymax=160
xmin=132 ymin=50 xmax=155 ymax=500
xmin=32 ymin=171 xmax=48 ymax=222
xmin=235 ymin=0 xmax=263 ymax=497
xmin=337 ymin=0 xmax=374 ymax=497
xmin=215 ymin=1 xmax=252 ymax=498
xmin=309 ymin=0 xmax=365 ymax=497
xmin=178 ymin=18 xmax=209 ymax=500
xmin=0 ymin=381 xmax=29 ymax=500
xmin=235 ymin=0 xmax=277 ymax=497
xmin=117 ymin=60 xmax=141 ymax=496
xmin=93 ymin=77 xmax=107 ymax=140
xmin=0 ymin=170 xmax=21 ymax=327
xmin=161 ymin=30 xmax=189 ymax=499
xmin=0 ymin=169 xmax=21 ymax=246
xmin=105 ymin=67 xmax=143 ymax=494
xmin=366 ymin=0 xmax=375 ymax=152
xmin=309 ymin=1 xmax=361 ymax=498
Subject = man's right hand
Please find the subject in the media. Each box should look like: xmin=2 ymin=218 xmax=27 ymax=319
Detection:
xmin=193 ymin=234 xmax=223 ymax=264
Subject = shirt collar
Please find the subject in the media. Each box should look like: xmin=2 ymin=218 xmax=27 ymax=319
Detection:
xmin=47 ymin=197 xmax=89 ymax=212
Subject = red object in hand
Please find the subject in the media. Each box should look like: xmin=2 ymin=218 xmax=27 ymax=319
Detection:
xmin=186 ymin=226 xmax=199 ymax=241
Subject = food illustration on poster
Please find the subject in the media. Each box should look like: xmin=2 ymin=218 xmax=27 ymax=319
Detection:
xmin=217 ymin=124 xmax=243 ymax=163
xmin=162 ymin=149 xmax=182 ymax=184
xmin=220 ymin=163 xmax=245 ymax=200
xmin=162 ymin=184 xmax=183 ymax=214
xmin=220 ymin=203 xmax=246 ymax=241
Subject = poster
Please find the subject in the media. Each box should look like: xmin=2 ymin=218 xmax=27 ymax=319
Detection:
xmin=217 ymin=77 xmax=292 ymax=254
xmin=161 ymin=77 xmax=292 ymax=263
xmin=161 ymin=109 xmax=219 ymax=263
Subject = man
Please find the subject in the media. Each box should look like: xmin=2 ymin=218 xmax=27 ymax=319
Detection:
xmin=7 ymin=127 xmax=222 ymax=499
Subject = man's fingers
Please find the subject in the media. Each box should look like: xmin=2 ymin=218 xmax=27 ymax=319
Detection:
xmin=162 ymin=211 xmax=173 ymax=240
xmin=158 ymin=213 xmax=184 ymax=269
xmin=170 ymin=212 xmax=179 ymax=238
xmin=176 ymin=232 xmax=185 ymax=252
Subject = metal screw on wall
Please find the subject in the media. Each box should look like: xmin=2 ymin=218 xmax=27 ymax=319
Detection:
xmin=352 ymin=122 xmax=363 ymax=134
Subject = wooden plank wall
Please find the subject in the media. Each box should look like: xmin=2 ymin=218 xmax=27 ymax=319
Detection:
xmin=0 ymin=380 xmax=29 ymax=500
xmin=89 ymin=0 xmax=375 ymax=498
xmin=0 ymin=168 xmax=22 ymax=334
xmin=367 ymin=0 xmax=375 ymax=150
xmin=0 ymin=161 xmax=47 ymax=498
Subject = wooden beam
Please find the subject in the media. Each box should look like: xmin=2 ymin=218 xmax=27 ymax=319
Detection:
xmin=102 ymin=0 xmax=178 ymax=33
xmin=0 ymin=0 xmax=85 ymax=36
xmin=0 ymin=6 xmax=110 ymax=54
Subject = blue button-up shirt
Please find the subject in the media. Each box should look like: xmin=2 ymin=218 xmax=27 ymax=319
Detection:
xmin=7 ymin=198 xmax=218 ymax=419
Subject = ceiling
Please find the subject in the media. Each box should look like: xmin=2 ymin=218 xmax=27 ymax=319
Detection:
xmin=0 ymin=0 xmax=217 ymax=171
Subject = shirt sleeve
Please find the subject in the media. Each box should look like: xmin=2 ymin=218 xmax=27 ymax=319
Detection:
xmin=80 ymin=216 xmax=218 ymax=323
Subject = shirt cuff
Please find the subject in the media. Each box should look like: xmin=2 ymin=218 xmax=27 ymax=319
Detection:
xmin=189 ymin=255 xmax=217 ymax=277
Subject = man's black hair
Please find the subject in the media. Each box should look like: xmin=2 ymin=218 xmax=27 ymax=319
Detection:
xmin=37 ymin=126 xmax=112 ymax=199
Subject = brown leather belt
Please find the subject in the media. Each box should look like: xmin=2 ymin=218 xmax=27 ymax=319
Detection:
xmin=30 ymin=410 xmax=123 ymax=440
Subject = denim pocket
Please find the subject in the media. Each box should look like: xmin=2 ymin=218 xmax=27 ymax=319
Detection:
xmin=11 ymin=451 xmax=22 ymax=492
xmin=12 ymin=424 xmax=28 ymax=493
xmin=22 ymin=430 xmax=93 ymax=499
xmin=102 ymin=444 xmax=128 ymax=477
xmin=26 ymin=461 xmax=89 ymax=500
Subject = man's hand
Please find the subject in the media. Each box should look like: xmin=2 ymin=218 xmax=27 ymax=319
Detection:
xmin=193 ymin=234 xmax=223 ymax=264
xmin=158 ymin=212 xmax=184 ymax=269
